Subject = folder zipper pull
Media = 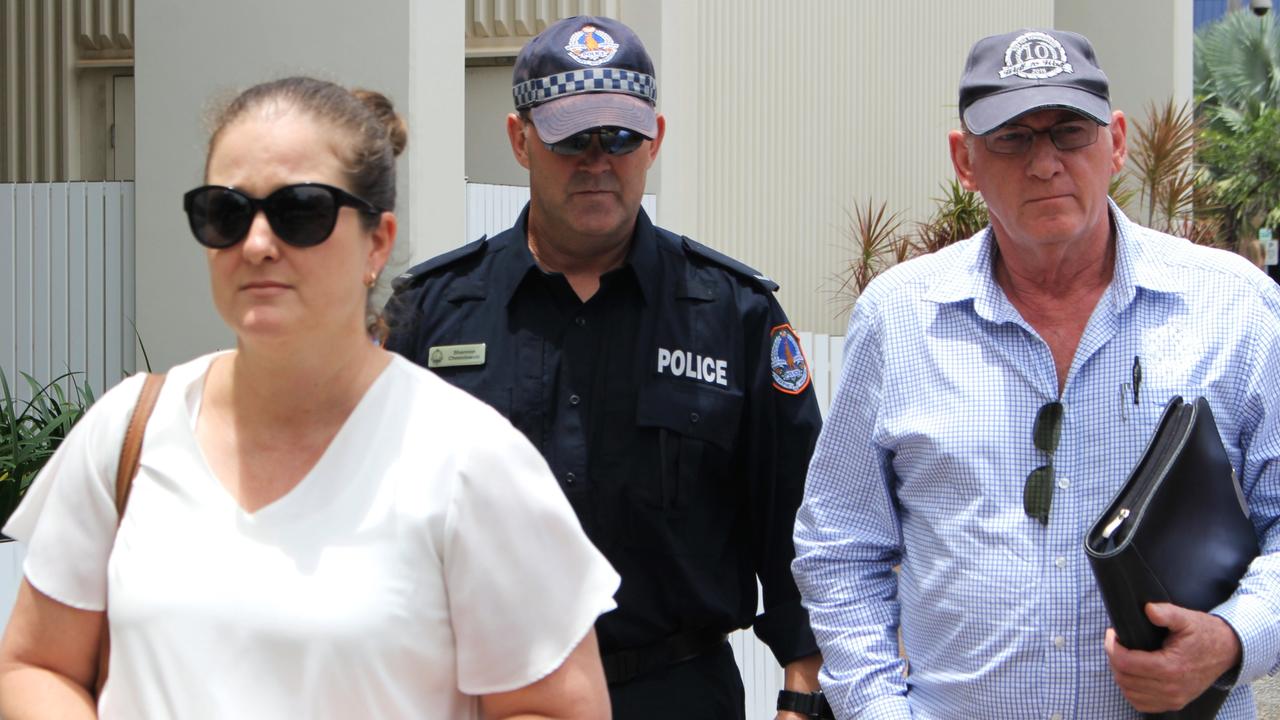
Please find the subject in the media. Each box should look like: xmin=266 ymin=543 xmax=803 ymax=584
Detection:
xmin=1101 ymin=508 xmax=1131 ymax=539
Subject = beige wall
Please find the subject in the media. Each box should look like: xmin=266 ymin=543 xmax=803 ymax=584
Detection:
xmin=466 ymin=63 xmax=526 ymax=188
xmin=1055 ymin=0 xmax=1194 ymax=120
xmin=410 ymin=2 xmax=467 ymax=263
xmin=464 ymin=0 xmax=662 ymax=196
xmin=135 ymin=0 xmax=462 ymax=370
xmin=132 ymin=0 xmax=1193 ymax=365
xmin=656 ymin=0 xmax=1055 ymax=335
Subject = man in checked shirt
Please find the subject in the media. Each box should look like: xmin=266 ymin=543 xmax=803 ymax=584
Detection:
xmin=792 ymin=28 xmax=1280 ymax=719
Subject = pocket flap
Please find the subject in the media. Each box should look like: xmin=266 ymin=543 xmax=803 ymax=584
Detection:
xmin=636 ymin=382 xmax=743 ymax=451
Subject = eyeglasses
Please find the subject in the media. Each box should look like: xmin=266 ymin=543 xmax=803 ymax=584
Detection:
xmin=543 ymin=126 xmax=648 ymax=156
xmin=1024 ymin=401 xmax=1064 ymax=526
xmin=983 ymin=120 xmax=1100 ymax=155
xmin=182 ymin=183 xmax=383 ymax=249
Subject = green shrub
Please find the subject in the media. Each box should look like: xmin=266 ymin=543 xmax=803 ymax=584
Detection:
xmin=0 ymin=370 xmax=95 ymax=530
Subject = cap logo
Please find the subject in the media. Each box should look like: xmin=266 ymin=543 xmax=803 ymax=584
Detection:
xmin=564 ymin=25 xmax=619 ymax=67
xmin=998 ymin=31 xmax=1074 ymax=80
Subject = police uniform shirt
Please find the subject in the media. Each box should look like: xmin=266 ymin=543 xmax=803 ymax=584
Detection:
xmin=386 ymin=206 xmax=820 ymax=665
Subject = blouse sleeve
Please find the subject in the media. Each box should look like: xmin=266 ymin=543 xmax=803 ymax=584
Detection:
xmin=3 ymin=373 xmax=146 ymax=611
xmin=443 ymin=412 xmax=620 ymax=695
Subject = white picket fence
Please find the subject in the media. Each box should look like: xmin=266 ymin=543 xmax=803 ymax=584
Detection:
xmin=0 ymin=182 xmax=137 ymax=400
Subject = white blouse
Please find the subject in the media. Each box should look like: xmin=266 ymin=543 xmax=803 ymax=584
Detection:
xmin=6 ymin=352 xmax=620 ymax=719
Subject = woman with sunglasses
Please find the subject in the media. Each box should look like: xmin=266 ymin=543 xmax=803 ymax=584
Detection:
xmin=0 ymin=77 xmax=618 ymax=720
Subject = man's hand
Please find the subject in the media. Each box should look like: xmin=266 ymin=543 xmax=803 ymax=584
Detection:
xmin=777 ymin=653 xmax=824 ymax=720
xmin=1104 ymin=602 xmax=1241 ymax=713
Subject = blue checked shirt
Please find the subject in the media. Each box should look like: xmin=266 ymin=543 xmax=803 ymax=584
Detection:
xmin=793 ymin=203 xmax=1280 ymax=719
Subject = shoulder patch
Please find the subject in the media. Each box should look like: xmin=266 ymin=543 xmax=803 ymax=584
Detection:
xmin=681 ymin=236 xmax=779 ymax=292
xmin=769 ymin=324 xmax=811 ymax=395
xmin=392 ymin=236 xmax=488 ymax=292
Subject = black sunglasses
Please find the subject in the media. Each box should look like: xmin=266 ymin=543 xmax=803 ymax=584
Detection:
xmin=983 ymin=120 xmax=1100 ymax=155
xmin=1024 ymin=401 xmax=1064 ymax=526
xmin=543 ymin=126 xmax=648 ymax=156
xmin=182 ymin=183 xmax=383 ymax=249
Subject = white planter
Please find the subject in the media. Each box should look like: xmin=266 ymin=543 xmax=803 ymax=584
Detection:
xmin=0 ymin=539 xmax=27 ymax=632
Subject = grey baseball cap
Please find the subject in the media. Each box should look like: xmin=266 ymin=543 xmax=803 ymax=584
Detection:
xmin=959 ymin=29 xmax=1111 ymax=135
xmin=511 ymin=15 xmax=658 ymax=144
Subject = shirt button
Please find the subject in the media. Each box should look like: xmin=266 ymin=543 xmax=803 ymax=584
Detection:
xmin=565 ymin=472 xmax=576 ymax=485
xmin=1053 ymin=635 xmax=1065 ymax=649
xmin=1055 ymin=556 xmax=1067 ymax=569
xmin=1057 ymin=477 xmax=1070 ymax=489
xmin=689 ymin=412 xmax=700 ymax=423
xmin=574 ymin=316 xmax=586 ymax=327
xmin=569 ymin=394 xmax=581 ymax=406
xmin=1050 ymin=714 xmax=1063 ymax=720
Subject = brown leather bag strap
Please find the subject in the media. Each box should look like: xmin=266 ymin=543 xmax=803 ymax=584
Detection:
xmin=96 ymin=371 xmax=166 ymax=698
xmin=113 ymin=373 xmax=166 ymax=518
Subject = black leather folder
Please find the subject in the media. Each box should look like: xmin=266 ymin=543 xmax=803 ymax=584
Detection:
xmin=1085 ymin=396 xmax=1259 ymax=720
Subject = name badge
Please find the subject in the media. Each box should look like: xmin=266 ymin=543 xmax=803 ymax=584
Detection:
xmin=427 ymin=343 xmax=486 ymax=368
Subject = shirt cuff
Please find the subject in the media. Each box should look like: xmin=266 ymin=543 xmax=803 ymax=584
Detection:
xmin=1212 ymin=592 xmax=1280 ymax=685
xmin=754 ymin=599 xmax=821 ymax=666
xmin=841 ymin=694 xmax=912 ymax=720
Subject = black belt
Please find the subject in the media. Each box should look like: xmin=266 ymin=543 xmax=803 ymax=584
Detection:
xmin=602 ymin=628 xmax=729 ymax=685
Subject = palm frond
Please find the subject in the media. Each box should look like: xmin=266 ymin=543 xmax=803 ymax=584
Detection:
xmin=835 ymin=199 xmax=909 ymax=307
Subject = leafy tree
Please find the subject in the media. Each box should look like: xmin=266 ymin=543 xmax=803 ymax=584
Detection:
xmin=1195 ymin=9 xmax=1280 ymax=133
xmin=1200 ymin=107 xmax=1280 ymax=232
xmin=1195 ymin=11 xmax=1280 ymax=248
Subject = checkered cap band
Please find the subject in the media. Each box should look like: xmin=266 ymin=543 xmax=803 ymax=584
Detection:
xmin=513 ymin=68 xmax=657 ymax=110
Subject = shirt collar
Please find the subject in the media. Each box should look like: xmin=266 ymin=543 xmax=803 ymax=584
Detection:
xmin=921 ymin=225 xmax=1006 ymax=321
xmin=1109 ymin=199 xmax=1182 ymax=304
xmin=922 ymin=198 xmax=1181 ymax=321
xmin=494 ymin=204 xmax=659 ymax=307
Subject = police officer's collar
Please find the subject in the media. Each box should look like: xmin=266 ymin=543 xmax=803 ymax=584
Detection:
xmin=493 ymin=204 xmax=660 ymax=307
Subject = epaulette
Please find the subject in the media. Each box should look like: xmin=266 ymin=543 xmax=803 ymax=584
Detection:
xmin=681 ymin=236 xmax=779 ymax=292
xmin=391 ymin=236 xmax=488 ymax=292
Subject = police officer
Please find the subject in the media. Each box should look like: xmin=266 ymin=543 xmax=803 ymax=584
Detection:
xmin=387 ymin=16 xmax=827 ymax=720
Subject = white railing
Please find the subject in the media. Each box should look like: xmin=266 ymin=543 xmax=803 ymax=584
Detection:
xmin=0 ymin=182 xmax=136 ymax=399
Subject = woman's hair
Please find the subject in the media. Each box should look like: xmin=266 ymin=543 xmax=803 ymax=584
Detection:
xmin=207 ymin=76 xmax=407 ymax=223
xmin=206 ymin=76 xmax=408 ymax=341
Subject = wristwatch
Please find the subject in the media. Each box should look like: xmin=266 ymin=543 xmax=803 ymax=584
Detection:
xmin=777 ymin=689 xmax=835 ymax=719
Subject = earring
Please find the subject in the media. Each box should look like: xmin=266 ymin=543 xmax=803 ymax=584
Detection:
xmin=364 ymin=271 xmax=377 ymax=288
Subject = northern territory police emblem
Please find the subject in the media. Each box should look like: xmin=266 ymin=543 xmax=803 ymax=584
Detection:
xmin=999 ymin=31 xmax=1073 ymax=80
xmin=769 ymin=324 xmax=810 ymax=395
xmin=564 ymin=24 xmax=620 ymax=66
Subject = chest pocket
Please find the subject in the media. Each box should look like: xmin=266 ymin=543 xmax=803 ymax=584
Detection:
xmin=634 ymin=382 xmax=743 ymax=513
xmin=1131 ymin=385 xmax=1209 ymax=430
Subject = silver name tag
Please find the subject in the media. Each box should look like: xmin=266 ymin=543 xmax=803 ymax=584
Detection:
xmin=427 ymin=343 xmax=486 ymax=368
